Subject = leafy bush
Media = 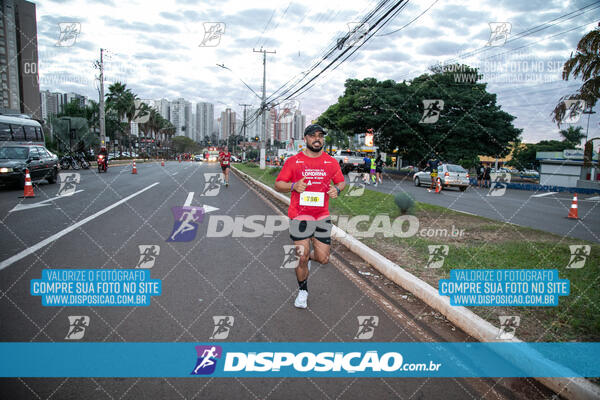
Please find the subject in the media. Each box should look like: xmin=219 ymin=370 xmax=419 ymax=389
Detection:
xmin=270 ymin=167 xmax=282 ymax=176
xmin=394 ymin=192 xmax=415 ymax=214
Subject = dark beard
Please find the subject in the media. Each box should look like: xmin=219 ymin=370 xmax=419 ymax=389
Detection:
xmin=306 ymin=141 xmax=322 ymax=152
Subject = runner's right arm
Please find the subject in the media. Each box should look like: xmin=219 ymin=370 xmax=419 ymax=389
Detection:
xmin=275 ymin=159 xmax=305 ymax=193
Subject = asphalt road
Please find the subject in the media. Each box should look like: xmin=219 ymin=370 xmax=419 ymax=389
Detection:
xmin=0 ymin=161 xmax=554 ymax=399
xmin=360 ymin=172 xmax=600 ymax=243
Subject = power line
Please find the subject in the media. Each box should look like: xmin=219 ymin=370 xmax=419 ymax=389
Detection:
xmin=266 ymin=0 xmax=396 ymax=103
xmin=377 ymin=0 xmax=439 ymax=37
xmin=281 ymin=1 xmax=413 ymax=101
xmin=269 ymin=0 xmax=409 ymax=104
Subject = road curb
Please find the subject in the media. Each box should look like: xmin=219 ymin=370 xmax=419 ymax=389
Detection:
xmin=232 ymin=165 xmax=600 ymax=400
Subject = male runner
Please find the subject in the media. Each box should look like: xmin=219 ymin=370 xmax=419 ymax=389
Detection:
xmin=275 ymin=124 xmax=346 ymax=309
xmin=218 ymin=146 xmax=232 ymax=187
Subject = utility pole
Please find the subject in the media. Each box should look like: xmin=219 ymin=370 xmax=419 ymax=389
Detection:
xmin=239 ymin=103 xmax=251 ymax=161
xmin=253 ymin=47 xmax=275 ymax=169
xmin=239 ymin=103 xmax=251 ymax=139
xmin=98 ymin=48 xmax=106 ymax=147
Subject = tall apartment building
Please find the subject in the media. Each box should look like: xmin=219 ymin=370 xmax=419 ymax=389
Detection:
xmin=154 ymin=98 xmax=170 ymax=120
xmin=65 ymin=92 xmax=86 ymax=107
xmin=0 ymin=0 xmax=40 ymax=120
xmin=220 ymin=108 xmax=236 ymax=140
xmin=184 ymin=100 xmax=193 ymax=140
xmin=196 ymin=102 xmax=214 ymax=142
xmin=169 ymin=98 xmax=186 ymax=136
xmin=40 ymin=90 xmax=87 ymax=120
xmin=292 ymin=110 xmax=306 ymax=140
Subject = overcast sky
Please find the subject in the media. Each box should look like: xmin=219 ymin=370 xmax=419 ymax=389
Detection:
xmin=35 ymin=0 xmax=600 ymax=144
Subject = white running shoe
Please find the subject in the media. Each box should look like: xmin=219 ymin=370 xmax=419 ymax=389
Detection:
xmin=294 ymin=290 xmax=308 ymax=309
xmin=308 ymin=260 xmax=311 ymax=271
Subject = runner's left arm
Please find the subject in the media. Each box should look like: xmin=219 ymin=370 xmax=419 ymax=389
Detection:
xmin=330 ymin=164 xmax=346 ymax=194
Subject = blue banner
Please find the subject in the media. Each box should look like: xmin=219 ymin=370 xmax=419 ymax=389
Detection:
xmin=30 ymin=269 xmax=161 ymax=306
xmin=0 ymin=342 xmax=598 ymax=377
xmin=439 ymin=269 xmax=569 ymax=306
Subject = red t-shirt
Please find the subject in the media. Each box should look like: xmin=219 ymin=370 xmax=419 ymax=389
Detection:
xmin=219 ymin=152 xmax=231 ymax=166
xmin=276 ymin=151 xmax=344 ymax=221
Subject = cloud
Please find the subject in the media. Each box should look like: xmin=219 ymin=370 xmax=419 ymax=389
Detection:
xmin=103 ymin=17 xmax=180 ymax=34
xmin=420 ymin=40 xmax=468 ymax=56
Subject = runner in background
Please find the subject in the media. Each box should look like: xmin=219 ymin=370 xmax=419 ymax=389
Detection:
xmin=218 ymin=146 xmax=232 ymax=187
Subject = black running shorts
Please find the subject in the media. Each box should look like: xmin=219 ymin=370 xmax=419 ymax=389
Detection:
xmin=289 ymin=218 xmax=332 ymax=245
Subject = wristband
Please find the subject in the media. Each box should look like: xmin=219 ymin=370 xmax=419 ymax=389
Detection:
xmin=336 ymin=186 xmax=341 ymax=195
xmin=291 ymin=182 xmax=295 ymax=192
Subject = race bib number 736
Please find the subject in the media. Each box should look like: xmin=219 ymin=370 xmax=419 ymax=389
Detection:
xmin=299 ymin=191 xmax=325 ymax=207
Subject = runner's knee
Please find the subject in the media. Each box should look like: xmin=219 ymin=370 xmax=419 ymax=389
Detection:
xmin=313 ymin=252 xmax=329 ymax=264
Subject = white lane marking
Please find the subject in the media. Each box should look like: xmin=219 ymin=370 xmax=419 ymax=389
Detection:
xmin=0 ymin=182 xmax=159 ymax=272
xmin=531 ymin=192 xmax=558 ymax=198
xmin=9 ymin=190 xmax=85 ymax=213
xmin=202 ymin=205 xmax=219 ymax=213
xmin=184 ymin=192 xmax=194 ymax=206
xmin=588 ymin=196 xmax=600 ymax=201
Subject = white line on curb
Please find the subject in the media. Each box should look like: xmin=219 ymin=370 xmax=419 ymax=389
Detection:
xmin=531 ymin=192 xmax=558 ymax=198
xmin=0 ymin=182 xmax=160 ymax=272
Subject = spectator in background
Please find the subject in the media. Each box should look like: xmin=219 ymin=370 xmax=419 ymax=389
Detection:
xmin=477 ymin=162 xmax=485 ymax=188
xmin=362 ymin=154 xmax=371 ymax=184
xmin=484 ymin=164 xmax=492 ymax=188
xmin=375 ymin=154 xmax=384 ymax=184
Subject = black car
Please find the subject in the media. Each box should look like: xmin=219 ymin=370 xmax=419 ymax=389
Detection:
xmin=0 ymin=144 xmax=59 ymax=188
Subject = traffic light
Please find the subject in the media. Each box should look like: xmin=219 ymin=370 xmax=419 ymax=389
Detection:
xmin=254 ymin=136 xmax=259 ymax=142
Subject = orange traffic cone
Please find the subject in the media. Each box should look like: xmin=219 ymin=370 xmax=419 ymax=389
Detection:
xmin=435 ymin=178 xmax=442 ymax=194
xmin=567 ymin=193 xmax=578 ymax=219
xmin=21 ymin=169 xmax=35 ymax=198
xmin=132 ymin=160 xmax=137 ymax=174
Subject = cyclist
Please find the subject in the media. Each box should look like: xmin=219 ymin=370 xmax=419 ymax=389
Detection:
xmin=275 ymin=124 xmax=346 ymax=309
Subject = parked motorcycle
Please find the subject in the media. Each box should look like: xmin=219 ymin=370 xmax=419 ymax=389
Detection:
xmin=59 ymin=154 xmax=80 ymax=170
xmin=75 ymin=152 xmax=90 ymax=169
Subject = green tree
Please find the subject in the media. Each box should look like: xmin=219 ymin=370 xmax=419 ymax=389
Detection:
xmin=105 ymin=82 xmax=137 ymax=155
xmin=559 ymin=126 xmax=585 ymax=147
xmin=507 ymin=140 xmax=572 ymax=170
xmin=552 ymin=24 xmax=599 ymax=125
xmin=317 ymin=66 xmax=521 ymax=167
xmin=324 ymin=128 xmax=350 ymax=152
xmin=171 ymin=136 xmax=199 ymax=154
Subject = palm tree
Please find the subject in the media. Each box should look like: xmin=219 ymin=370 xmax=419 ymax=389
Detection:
xmin=559 ymin=126 xmax=586 ymax=147
xmin=552 ymin=23 xmax=600 ymax=125
xmin=105 ymin=82 xmax=138 ymax=155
